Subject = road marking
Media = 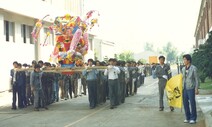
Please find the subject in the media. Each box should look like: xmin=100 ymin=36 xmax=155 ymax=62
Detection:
xmin=64 ymin=104 xmax=110 ymax=127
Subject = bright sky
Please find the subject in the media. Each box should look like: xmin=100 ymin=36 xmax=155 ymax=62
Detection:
xmin=84 ymin=0 xmax=201 ymax=54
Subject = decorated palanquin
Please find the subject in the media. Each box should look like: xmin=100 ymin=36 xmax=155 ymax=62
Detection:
xmin=31 ymin=11 xmax=99 ymax=68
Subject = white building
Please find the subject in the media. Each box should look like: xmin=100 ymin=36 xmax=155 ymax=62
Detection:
xmin=0 ymin=0 xmax=84 ymax=91
xmin=93 ymin=38 xmax=115 ymax=61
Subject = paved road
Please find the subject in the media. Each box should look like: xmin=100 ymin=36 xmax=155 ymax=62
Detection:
xmin=0 ymin=75 xmax=205 ymax=127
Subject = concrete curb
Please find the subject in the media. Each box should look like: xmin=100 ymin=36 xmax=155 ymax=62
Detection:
xmin=196 ymin=94 xmax=212 ymax=127
xmin=205 ymin=113 xmax=212 ymax=127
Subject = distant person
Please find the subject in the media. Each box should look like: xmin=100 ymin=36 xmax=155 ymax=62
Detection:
xmin=151 ymin=63 xmax=157 ymax=79
xmin=182 ymin=54 xmax=199 ymax=124
xmin=155 ymin=56 xmax=174 ymax=111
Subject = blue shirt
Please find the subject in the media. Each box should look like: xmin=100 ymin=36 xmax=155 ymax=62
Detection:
xmin=83 ymin=69 xmax=98 ymax=81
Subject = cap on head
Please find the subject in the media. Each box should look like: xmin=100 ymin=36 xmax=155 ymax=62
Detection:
xmin=108 ymin=58 xmax=115 ymax=62
xmin=32 ymin=60 xmax=37 ymax=65
xmin=88 ymin=59 xmax=94 ymax=63
xmin=23 ymin=63 xmax=28 ymax=67
xmin=34 ymin=64 xmax=41 ymax=69
xmin=38 ymin=60 xmax=44 ymax=64
xmin=13 ymin=61 xmax=18 ymax=65
xmin=159 ymin=56 xmax=165 ymax=60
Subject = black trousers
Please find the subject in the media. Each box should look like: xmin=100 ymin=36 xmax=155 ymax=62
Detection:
xmin=87 ymin=80 xmax=97 ymax=108
xmin=12 ymin=84 xmax=24 ymax=108
xmin=12 ymin=84 xmax=18 ymax=108
xmin=108 ymin=79 xmax=119 ymax=107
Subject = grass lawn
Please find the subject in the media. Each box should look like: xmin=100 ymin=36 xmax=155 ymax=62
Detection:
xmin=200 ymin=78 xmax=212 ymax=90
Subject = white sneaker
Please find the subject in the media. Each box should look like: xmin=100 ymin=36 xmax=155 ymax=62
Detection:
xmin=184 ymin=120 xmax=189 ymax=123
xmin=189 ymin=120 xmax=196 ymax=124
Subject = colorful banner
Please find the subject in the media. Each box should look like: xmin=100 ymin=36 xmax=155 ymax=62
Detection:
xmin=165 ymin=74 xmax=183 ymax=108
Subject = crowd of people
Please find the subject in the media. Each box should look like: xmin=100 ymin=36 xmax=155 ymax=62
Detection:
xmin=9 ymin=53 xmax=199 ymax=124
xmin=10 ymin=58 xmax=155 ymax=111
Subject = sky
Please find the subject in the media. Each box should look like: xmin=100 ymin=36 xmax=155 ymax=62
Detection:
xmin=84 ymin=0 xmax=202 ymax=54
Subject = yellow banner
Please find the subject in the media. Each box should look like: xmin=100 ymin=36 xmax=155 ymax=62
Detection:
xmin=165 ymin=74 xmax=183 ymax=108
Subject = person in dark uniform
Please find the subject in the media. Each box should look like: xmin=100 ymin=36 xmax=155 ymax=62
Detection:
xmin=81 ymin=73 xmax=87 ymax=96
xmin=63 ymin=74 xmax=71 ymax=100
xmin=53 ymin=72 xmax=61 ymax=102
xmin=100 ymin=61 xmax=107 ymax=103
xmin=72 ymin=72 xmax=80 ymax=98
xmin=82 ymin=59 xmax=98 ymax=109
xmin=125 ymin=61 xmax=130 ymax=97
xmin=95 ymin=60 xmax=102 ymax=104
xmin=132 ymin=61 xmax=138 ymax=95
xmin=155 ymin=56 xmax=174 ymax=111
xmin=41 ymin=63 xmax=53 ymax=105
xmin=128 ymin=61 xmax=134 ymax=96
xmin=23 ymin=63 xmax=32 ymax=106
xmin=30 ymin=64 xmax=48 ymax=111
xmin=16 ymin=63 xmax=26 ymax=108
xmin=118 ymin=61 xmax=126 ymax=103
xmin=11 ymin=61 xmax=18 ymax=110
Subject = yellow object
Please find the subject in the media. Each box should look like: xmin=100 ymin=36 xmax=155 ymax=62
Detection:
xmin=149 ymin=56 xmax=158 ymax=64
xmin=46 ymin=32 xmax=50 ymax=36
xmin=91 ymin=19 xmax=98 ymax=24
xmin=36 ymin=21 xmax=42 ymax=27
xmin=65 ymin=14 xmax=71 ymax=20
xmin=165 ymin=74 xmax=183 ymax=108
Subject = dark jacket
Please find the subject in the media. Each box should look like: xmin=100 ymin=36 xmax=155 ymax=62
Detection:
xmin=16 ymin=71 xmax=26 ymax=87
xmin=155 ymin=64 xmax=172 ymax=80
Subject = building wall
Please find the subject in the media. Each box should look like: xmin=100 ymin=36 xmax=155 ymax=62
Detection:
xmin=0 ymin=0 xmax=84 ymax=91
xmin=93 ymin=38 xmax=102 ymax=60
xmin=84 ymin=35 xmax=95 ymax=61
xmin=101 ymin=41 xmax=115 ymax=61
xmin=93 ymin=38 xmax=115 ymax=61
xmin=195 ymin=0 xmax=212 ymax=48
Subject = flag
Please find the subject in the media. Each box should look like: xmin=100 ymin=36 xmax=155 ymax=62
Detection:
xmin=165 ymin=74 xmax=183 ymax=108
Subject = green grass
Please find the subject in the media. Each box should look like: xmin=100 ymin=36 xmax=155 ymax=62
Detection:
xmin=200 ymin=78 xmax=212 ymax=90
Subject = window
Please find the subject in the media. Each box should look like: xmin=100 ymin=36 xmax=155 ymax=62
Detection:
xmin=21 ymin=24 xmax=33 ymax=44
xmin=89 ymin=39 xmax=93 ymax=50
xmin=4 ymin=20 xmax=14 ymax=42
xmin=5 ymin=21 xmax=9 ymax=41
xmin=21 ymin=24 xmax=26 ymax=43
xmin=27 ymin=26 xmax=33 ymax=44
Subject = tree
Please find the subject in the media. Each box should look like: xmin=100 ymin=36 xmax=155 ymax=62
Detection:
xmin=116 ymin=51 xmax=135 ymax=61
xmin=192 ymin=31 xmax=212 ymax=82
xmin=138 ymin=58 xmax=147 ymax=64
xmin=144 ymin=42 xmax=154 ymax=51
xmin=177 ymin=52 xmax=185 ymax=64
xmin=162 ymin=42 xmax=178 ymax=63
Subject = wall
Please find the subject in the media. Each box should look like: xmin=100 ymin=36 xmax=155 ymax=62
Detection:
xmin=101 ymin=41 xmax=115 ymax=61
xmin=195 ymin=0 xmax=212 ymax=48
xmin=93 ymin=38 xmax=115 ymax=61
